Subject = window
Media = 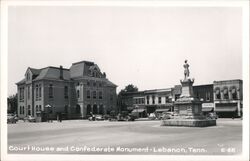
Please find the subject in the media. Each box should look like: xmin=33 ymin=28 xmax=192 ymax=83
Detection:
xmin=215 ymin=89 xmax=221 ymax=99
xmin=36 ymin=85 xmax=39 ymax=100
xmin=142 ymin=98 xmax=145 ymax=104
xmin=99 ymin=82 xmax=102 ymax=87
xmin=19 ymin=87 xmax=24 ymax=101
xmin=64 ymin=86 xmax=68 ymax=98
xmin=28 ymin=105 xmax=31 ymax=115
xmin=87 ymin=90 xmax=90 ymax=99
xmin=206 ymin=92 xmax=210 ymax=101
xmin=158 ymin=97 xmax=161 ymax=104
xmin=224 ymin=88 xmax=229 ymax=99
xmin=28 ymin=86 xmax=30 ymax=100
xmin=20 ymin=106 xmax=22 ymax=114
xmin=165 ymin=96 xmax=169 ymax=103
xmin=232 ymin=88 xmax=237 ymax=100
xmin=49 ymin=84 xmax=53 ymax=98
xmin=36 ymin=105 xmax=38 ymax=111
xmin=99 ymin=91 xmax=103 ymax=99
xmin=93 ymin=81 xmax=96 ymax=87
xmin=152 ymin=96 xmax=155 ymax=104
xmin=39 ymin=105 xmax=41 ymax=111
xmin=146 ymin=96 xmax=149 ymax=104
xmin=39 ymin=84 xmax=41 ymax=98
xmin=87 ymin=81 xmax=90 ymax=86
xmin=110 ymin=94 xmax=113 ymax=101
xmin=77 ymin=90 xmax=80 ymax=98
xmin=93 ymin=91 xmax=97 ymax=99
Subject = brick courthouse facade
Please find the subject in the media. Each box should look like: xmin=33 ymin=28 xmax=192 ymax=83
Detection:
xmin=16 ymin=61 xmax=117 ymax=121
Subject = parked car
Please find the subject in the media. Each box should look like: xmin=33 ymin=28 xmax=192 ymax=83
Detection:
xmin=95 ymin=115 xmax=104 ymax=121
xmin=161 ymin=112 xmax=174 ymax=120
xmin=7 ymin=114 xmax=18 ymax=124
xmin=148 ymin=113 xmax=156 ymax=120
xmin=24 ymin=115 xmax=36 ymax=122
xmin=126 ymin=114 xmax=136 ymax=121
xmin=207 ymin=113 xmax=218 ymax=119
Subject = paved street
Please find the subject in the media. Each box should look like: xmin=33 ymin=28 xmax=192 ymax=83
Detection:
xmin=8 ymin=119 xmax=242 ymax=155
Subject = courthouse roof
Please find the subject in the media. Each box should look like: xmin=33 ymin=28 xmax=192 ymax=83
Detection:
xmin=70 ymin=61 xmax=95 ymax=78
xmin=104 ymin=79 xmax=117 ymax=87
xmin=33 ymin=66 xmax=70 ymax=81
xmin=16 ymin=78 xmax=26 ymax=85
xmin=29 ymin=68 xmax=41 ymax=75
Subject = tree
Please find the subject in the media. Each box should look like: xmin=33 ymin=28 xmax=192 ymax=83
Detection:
xmin=117 ymin=84 xmax=139 ymax=112
xmin=7 ymin=94 xmax=18 ymax=114
xmin=123 ymin=84 xmax=138 ymax=93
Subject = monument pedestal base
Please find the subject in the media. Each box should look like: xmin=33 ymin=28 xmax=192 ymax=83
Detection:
xmin=161 ymin=119 xmax=216 ymax=127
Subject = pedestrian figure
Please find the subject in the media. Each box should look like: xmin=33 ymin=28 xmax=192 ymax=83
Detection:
xmin=59 ymin=113 xmax=62 ymax=122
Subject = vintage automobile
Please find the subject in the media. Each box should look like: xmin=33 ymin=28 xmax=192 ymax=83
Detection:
xmin=207 ymin=113 xmax=218 ymax=120
xmin=88 ymin=115 xmax=104 ymax=121
xmin=7 ymin=113 xmax=18 ymax=124
xmin=148 ymin=113 xmax=156 ymax=120
xmin=24 ymin=115 xmax=36 ymax=122
xmin=161 ymin=112 xmax=174 ymax=120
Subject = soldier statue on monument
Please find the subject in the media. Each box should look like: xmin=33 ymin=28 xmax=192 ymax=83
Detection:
xmin=183 ymin=60 xmax=190 ymax=80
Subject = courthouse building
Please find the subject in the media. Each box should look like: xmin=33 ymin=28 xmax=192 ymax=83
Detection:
xmin=16 ymin=61 xmax=117 ymax=120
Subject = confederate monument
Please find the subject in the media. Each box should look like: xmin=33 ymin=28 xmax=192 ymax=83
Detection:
xmin=161 ymin=60 xmax=216 ymax=127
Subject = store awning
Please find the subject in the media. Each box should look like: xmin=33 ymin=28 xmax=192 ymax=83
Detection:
xmin=215 ymin=106 xmax=237 ymax=112
xmin=132 ymin=109 xmax=145 ymax=113
xmin=202 ymin=107 xmax=214 ymax=112
xmin=155 ymin=109 xmax=170 ymax=113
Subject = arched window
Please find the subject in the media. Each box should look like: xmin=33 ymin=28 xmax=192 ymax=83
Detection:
xmin=77 ymin=90 xmax=80 ymax=98
xmin=215 ymin=89 xmax=221 ymax=99
xmin=232 ymin=88 xmax=237 ymax=100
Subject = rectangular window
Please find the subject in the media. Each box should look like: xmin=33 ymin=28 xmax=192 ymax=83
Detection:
xmin=87 ymin=90 xmax=90 ymax=99
xmin=99 ymin=91 xmax=103 ymax=99
xmin=64 ymin=86 xmax=68 ymax=98
xmin=206 ymin=92 xmax=210 ymax=101
xmin=39 ymin=84 xmax=41 ymax=98
xmin=93 ymin=91 xmax=97 ymax=99
xmin=152 ymin=96 xmax=155 ymax=104
xmin=36 ymin=85 xmax=39 ymax=100
xmin=110 ymin=94 xmax=113 ymax=101
xmin=28 ymin=86 xmax=30 ymax=99
xmin=146 ymin=96 xmax=149 ymax=104
xmin=158 ymin=97 xmax=161 ymax=104
xmin=49 ymin=84 xmax=53 ymax=98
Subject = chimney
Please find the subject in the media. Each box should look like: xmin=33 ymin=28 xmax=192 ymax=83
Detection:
xmin=59 ymin=65 xmax=63 ymax=80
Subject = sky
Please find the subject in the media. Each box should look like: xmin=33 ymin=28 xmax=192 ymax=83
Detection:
xmin=8 ymin=6 xmax=242 ymax=96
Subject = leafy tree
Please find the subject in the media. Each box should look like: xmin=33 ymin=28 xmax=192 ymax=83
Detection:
xmin=117 ymin=84 xmax=139 ymax=112
xmin=7 ymin=94 xmax=18 ymax=114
